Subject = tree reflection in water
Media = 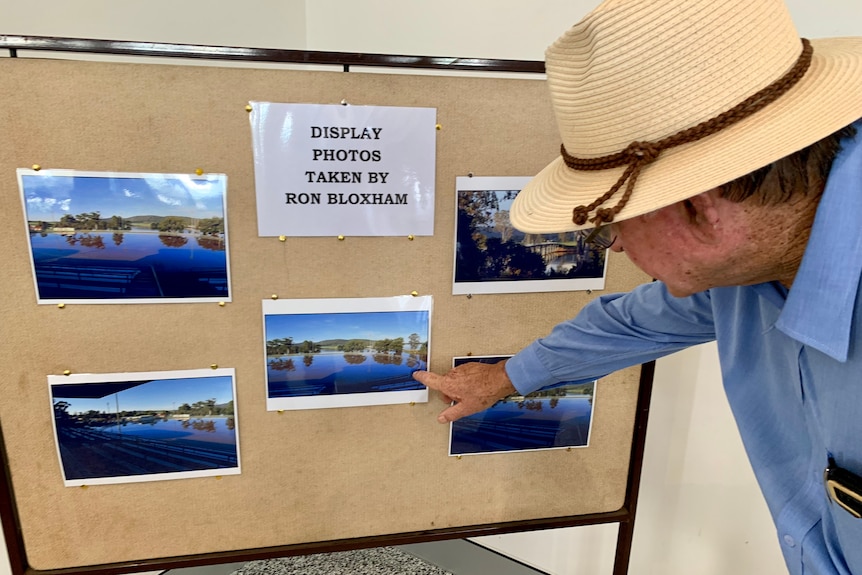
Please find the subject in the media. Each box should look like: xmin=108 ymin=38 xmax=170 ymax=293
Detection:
xmin=373 ymin=353 xmax=403 ymax=366
xmin=270 ymin=358 xmax=296 ymax=371
xmin=517 ymin=400 xmax=545 ymax=411
xmin=67 ymin=233 xmax=106 ymax=249
xmin=196 ymin=236 xmax=226 ymax=251
xmin=181 ymin=419 xmax=217 ymax=433
xmin=159 ymin=234 xmax=189 ymax=248
xmin=343 ymin=354 xmax=367 ymax=365
xmin=226 ymin=417 xmax=235 ymax=431
xmin=514 ymin=397 xmax=565 ymax=410
xmin=112 ymin=233 xmax=124 ymax=246
xmin=303 ymin=354 xmax=314 ymax=367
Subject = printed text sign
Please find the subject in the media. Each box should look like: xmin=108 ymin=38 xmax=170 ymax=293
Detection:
xmin=250 ymin=102 xmax=436 ymax=237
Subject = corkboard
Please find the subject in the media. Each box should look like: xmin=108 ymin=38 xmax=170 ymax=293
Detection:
xmin=0 ymin=57 xmax=651 ymax=571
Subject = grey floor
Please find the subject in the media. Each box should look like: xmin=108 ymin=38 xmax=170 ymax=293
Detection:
xmin=161 ymin=540 xmax=547 ymax=575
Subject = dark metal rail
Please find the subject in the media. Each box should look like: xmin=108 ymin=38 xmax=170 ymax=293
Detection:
xmin=0 ymin=35 xmax=546 ymax=73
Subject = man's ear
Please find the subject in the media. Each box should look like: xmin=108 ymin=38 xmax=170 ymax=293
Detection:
xmin=683 ymin=189 xmax=722 ymax=242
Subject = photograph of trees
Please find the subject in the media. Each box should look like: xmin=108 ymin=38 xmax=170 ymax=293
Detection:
xmin=264 ymin=310 xmax=429 ymax=398
xmin=19 ymin=170 xmax=230 ymax=302
xmin=262 ymin=296 xmax=432 ymax=410
xmin=50 ymin=369 xmax=240 ymax=486
xmin=454 ymin=185 xmax=607 ymax=294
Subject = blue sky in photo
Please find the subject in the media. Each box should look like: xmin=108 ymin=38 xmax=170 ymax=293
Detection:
xmin=22 ymin=173 xmax=226 ymax=221
xmin=458 ymin=190 xmax=517 ymax=228
xmin=458 ymin=190 xmax=517 ymax=212
xmin=52 ymin=376 xmax=234 ymax=414
xmin=265 ymin=311 xmax=429 ymax=343
xmin=493 ymin=190 xmax=516 ymax=212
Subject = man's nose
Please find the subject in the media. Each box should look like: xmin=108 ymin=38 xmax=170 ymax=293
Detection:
xmin=609 ymin=229 xmax=623 ymax=252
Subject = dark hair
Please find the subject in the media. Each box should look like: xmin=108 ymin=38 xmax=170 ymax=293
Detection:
xmin=718 ymin=123 xmax=858 ymax=204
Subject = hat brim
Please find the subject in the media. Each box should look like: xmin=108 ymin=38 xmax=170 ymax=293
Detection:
xmin=510 ymin=37 xmax=862 ymax=234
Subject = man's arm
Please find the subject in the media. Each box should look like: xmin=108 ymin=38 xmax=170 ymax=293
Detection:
xmin=415 ymin=281 xmax=717 ymax=423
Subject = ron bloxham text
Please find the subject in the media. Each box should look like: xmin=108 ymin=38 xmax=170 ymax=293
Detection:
xmin=285 ymin=192 xmax=407 ymax=205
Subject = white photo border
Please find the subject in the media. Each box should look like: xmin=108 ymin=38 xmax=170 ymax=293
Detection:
xmin=48 ymin=367 xmax=240 ymax=487
xmin=452 ymin=176 xmax=607 ymax=295
xmin=18 ymin=168 xmax=232 ymax=305
xmin=448 ymin=355 xmax=597 ymax=456
xmin=263 ymin=295 xmax=432 ymax=411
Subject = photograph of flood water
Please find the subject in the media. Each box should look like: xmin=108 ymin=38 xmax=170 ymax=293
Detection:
xmin=453 ymin=177 xmax=607 ymax=295
xmin=449 ymin=356 xmax=596 ymax=456
xmin=263 ymin=297 xmax=431 ymax=410
xmin=50 ymin=369 xmax=239 ymax=486
xmin=19 ymin=170 xmax=229 ymax=303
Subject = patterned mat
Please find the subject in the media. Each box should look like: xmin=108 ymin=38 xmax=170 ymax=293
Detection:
xmin=230 ymin=547 xmax=453 ymax=575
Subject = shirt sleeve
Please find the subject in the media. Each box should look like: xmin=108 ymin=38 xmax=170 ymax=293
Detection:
xmin=505 ymin=281 xmax=717 ymax=395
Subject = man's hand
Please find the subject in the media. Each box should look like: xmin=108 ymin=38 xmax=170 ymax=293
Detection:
xmin=413 ymin=360 xmax=517 ymax=424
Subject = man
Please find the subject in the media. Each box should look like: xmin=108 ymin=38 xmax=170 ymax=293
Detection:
xmin=413 ymin=1 xmax=862 ymax=574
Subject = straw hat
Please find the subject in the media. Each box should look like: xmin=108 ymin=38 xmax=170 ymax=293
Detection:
xmin=509 ymin=0 xmax=862 ymax=234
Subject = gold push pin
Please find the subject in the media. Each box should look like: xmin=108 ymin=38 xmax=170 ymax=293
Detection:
xmin=32 ymin=164 xmax=41 ymax=171
xmin=210 ymin=364 xmax=218 ymax=370
xmin=271 ymin=294 xmax=279 ymax=300
xmin=407 ymin=235 xmax=415 ymax=241
xmin=436 ymin=124 xmax=442 ymax=130
xmin=218 ymin=301 xmax=226 ymax=307
xmin=337 ymin=235 xmax=345 ymax=241
xmin=57 ymin=303 xmax=65 ymax=309
xmin=411 ymin=291 xmax=419 ymax=297
xmin=278 ymin=235 xmax=287 ymax=242
xmin=278 ymin=410 xmax=284 ymax=414
xmin=195 ymin=168 xmax=204 ymax=176
xmin=215 ymin=476 xmax=222 ymax=480
xmin=456 ymin=455 xmax=462 ymax=460
xmin=63 ymin=370 xmax=71 ymax=376
xmin=245 ymin=104 xmax=253 ymax=112
xmin=80 ymin=485 xmax=88 ymax=490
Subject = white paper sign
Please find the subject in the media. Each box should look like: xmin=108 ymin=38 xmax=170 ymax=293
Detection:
xmin=249 ymin=102 xmax=437 ymax=237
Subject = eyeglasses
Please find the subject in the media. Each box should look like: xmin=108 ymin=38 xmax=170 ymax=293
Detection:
xmin=584 ymin=225 xmax=617 ymax=250
xmin=825 ymin=457 xmax=862 ymax=519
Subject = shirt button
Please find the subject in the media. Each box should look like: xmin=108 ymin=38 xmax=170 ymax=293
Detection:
xmin=783 ymin=535 xmax=796 ymax=547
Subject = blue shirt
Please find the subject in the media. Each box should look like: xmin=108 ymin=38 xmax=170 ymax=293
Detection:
xmin=506 ymin=120 xmax=862 ymax=575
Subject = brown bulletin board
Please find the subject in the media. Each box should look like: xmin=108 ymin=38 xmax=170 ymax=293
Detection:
xmin=0 ymin=48 xmax=651 ymax=574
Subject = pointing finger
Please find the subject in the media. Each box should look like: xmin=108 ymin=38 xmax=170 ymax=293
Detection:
xmin=412 ymin=370 xmax=443 ymax=390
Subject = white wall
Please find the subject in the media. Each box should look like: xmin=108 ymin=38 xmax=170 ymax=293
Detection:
xmin=0 ymin=0 xmax=307 ymax=49
xmin=1 ymin=2 xmax=860 ymax=574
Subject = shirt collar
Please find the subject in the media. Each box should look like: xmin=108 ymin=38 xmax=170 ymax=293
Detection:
xmin=776 ymin=120 xmax=862 ymax=362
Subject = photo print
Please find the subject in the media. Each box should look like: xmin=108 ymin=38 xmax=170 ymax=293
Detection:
xmin=49 ymin=368 xmax=240 ymax=486
xmin=18 ymin=169 xmax=231 ymax=304
xmin=449 ymin=356 xmax=596 ymax=456
xmin=453 ymin=176 xmax=607 ymax=295
xmin=263 ymin=296 xmax=431 ymax=410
